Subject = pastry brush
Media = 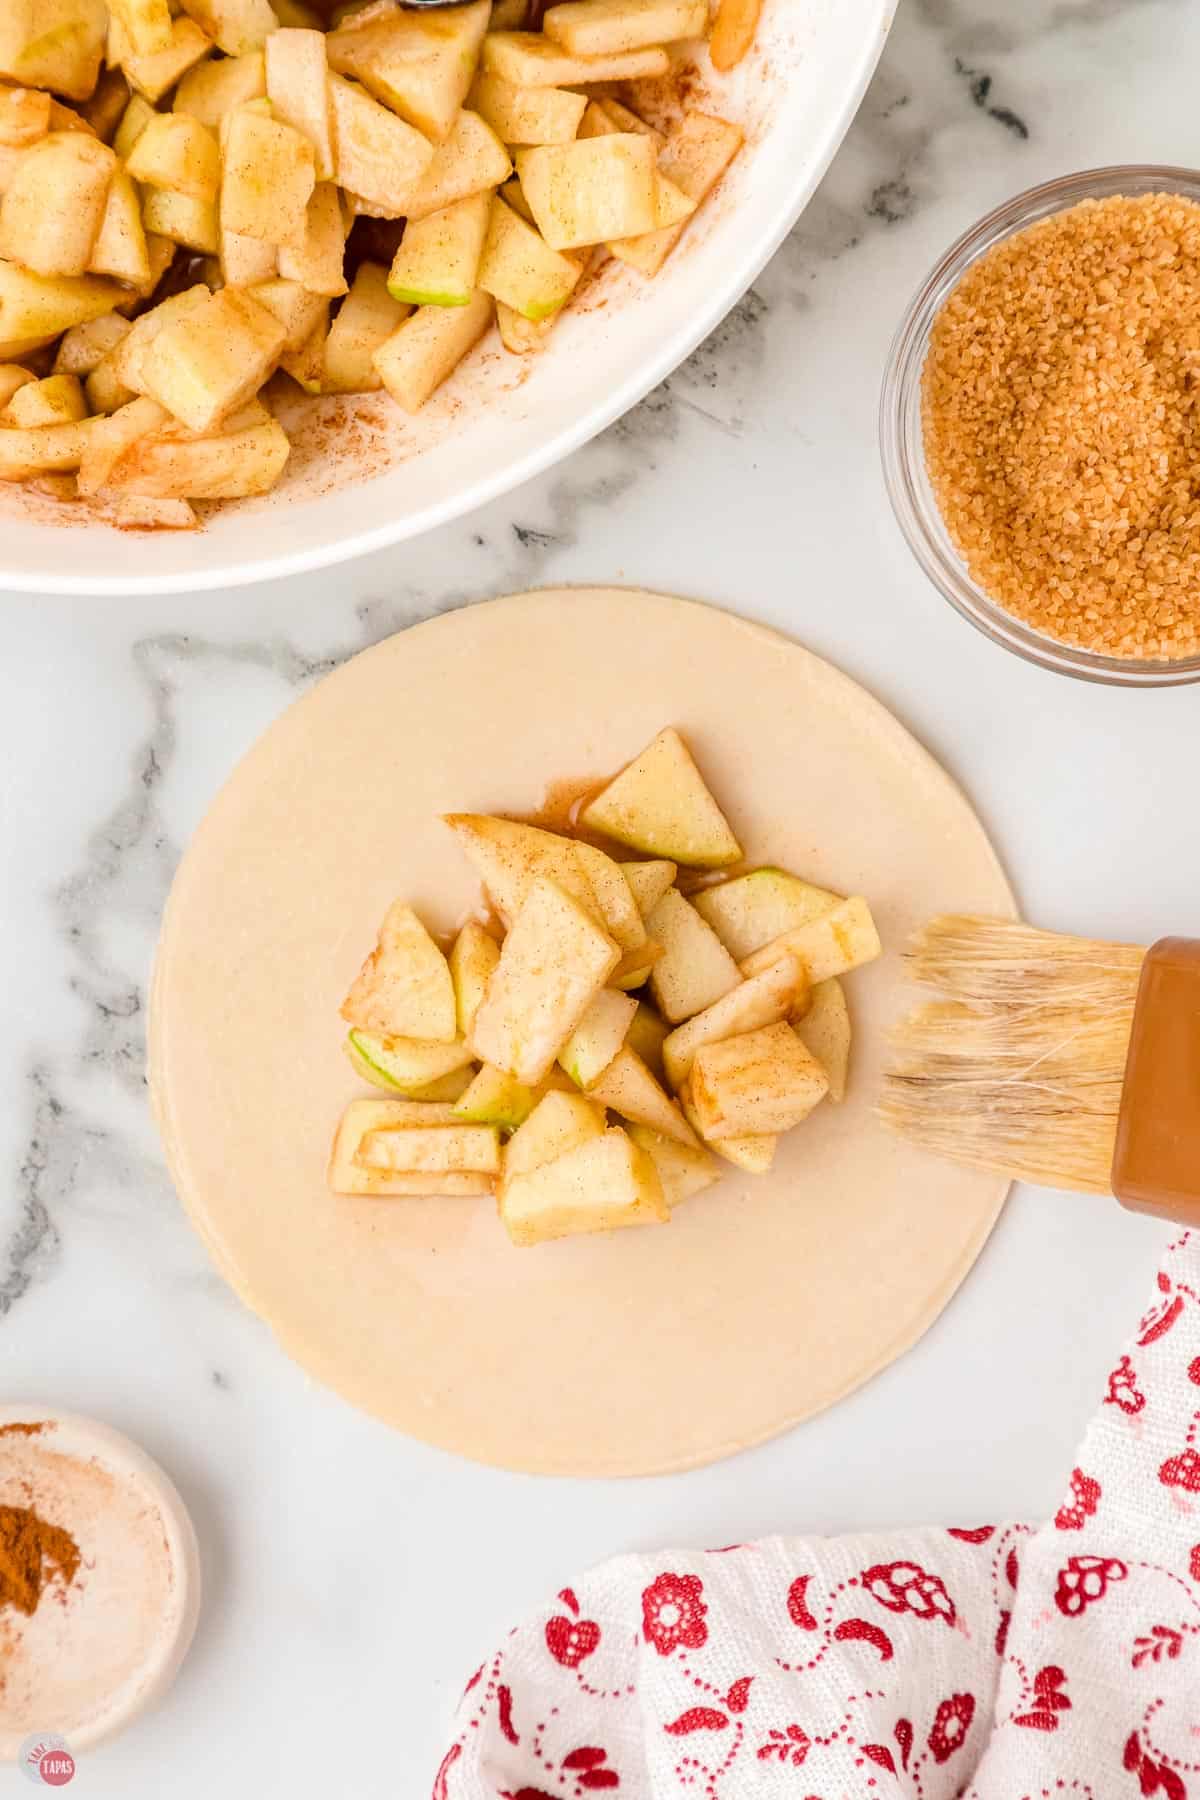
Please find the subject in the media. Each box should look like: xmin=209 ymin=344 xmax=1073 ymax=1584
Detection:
xmin=880 ymin=916 xmax=1199 ymax=1223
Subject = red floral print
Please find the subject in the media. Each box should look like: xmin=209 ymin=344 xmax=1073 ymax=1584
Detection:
xmin=641 ymin=1572 xmax=708 ymax=1657
xmin=1190 ymin=1544 xmax=1200 ymax=1582
xmin=787 ymin=1574 xmax=819 ymax=1630
xmin=1055 ymin=1468 xmax=1102 ymax=1531
xmin=757 ymin=1725 xmax=810 ymax=1766
xmin=862 ymin=1560 xmax=956 ymax=1626
xmin=1054 ymin=1555 xmax=1127 ymax=1617
xmin=1159 ymin=1448 xmax=1200 ymax=1492
xmin=1106 ymin=1356 xmax=1146 ymax=1415
xmin=928 ymin=1692 xmax=975 ymax=1763
xmin=545 ymin=1614 xmax=601 ymax=1668
xmin=1014 ymin=1665 xmax=1071 ymax=1731
xmin=1138 ymin=1275 xmax=1184 ymax=1346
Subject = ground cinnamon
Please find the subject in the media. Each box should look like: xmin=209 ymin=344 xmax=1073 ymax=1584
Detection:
xmin=0 ymin=1504 xmax=81 ymax=1617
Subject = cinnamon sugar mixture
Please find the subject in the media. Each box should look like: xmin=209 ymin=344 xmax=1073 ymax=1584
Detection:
xmin=923 ymin=192 xmax=1200 ymax=660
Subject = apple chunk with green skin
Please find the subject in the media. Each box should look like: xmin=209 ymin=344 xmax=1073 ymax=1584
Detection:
xmin=374 ymin=288 xmax=494 ymax=412
xmin=645 ymin=887 xmax=741 ymax=1024
xmin=448 ymin=921 xmax=501 ymax=1036
xmin=795 ymin=978 xmax=851 ymax=1102
xmin=344 ymin=1029 xmax=475 ymax=1095
xmin=626 ymin=1123 xmax=719 ymax=1208
xmin=662 ymin=953 xmax=807 ymax=1089
xmin=329 ymin=1099 xmax=493 ymax=1195
xmin=453 ymin=1062 xmax=571 ymax=1133
xmin=469 ymin=876 xmax=620 ymax=1085
xmin=739 ymin=895 xmax=882 ymax=984
xmin=387 ymin=192 xmax=490 ymax=308
xmin=694 ymin=867 xmax=843 ymax=962
xmin=516 ymin=134 xmax=657 ymax=251
xmin=582 ymin=728 xmax=742 ymax=867
xmin=558 ymin=987 xmax=636 ymax=1088
xmin=678 ymin=1077 xmax=776 ymax=1172
xmin=621 ymin=859 xmax=677 ymax=918
xmin=588 ymin=1045 xmax=700 ymax=1148
xmin=502 ymin=1088 xmax=605 ymax=1190
xmin=500 ymin=1125 xmax=667 ymax=1247
xmin=340 ymin=900 xmax=458 ymax=1043
xmin=691 ymin=1022 xmax=829 ymax=1139
xmin=477 ymin=195 xmax=580 ymax=322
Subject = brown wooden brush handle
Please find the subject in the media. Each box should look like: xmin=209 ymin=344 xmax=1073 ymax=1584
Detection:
xmin=1112 ymin=938 xmax=1200 ymax=1223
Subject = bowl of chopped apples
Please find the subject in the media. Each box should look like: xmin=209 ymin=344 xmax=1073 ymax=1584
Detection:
xmin=0 ymin=0 xmax=893 ymax=592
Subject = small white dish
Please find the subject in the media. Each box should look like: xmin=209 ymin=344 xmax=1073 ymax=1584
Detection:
xmin=0 ymin=1406 xmax=201 ymax=1761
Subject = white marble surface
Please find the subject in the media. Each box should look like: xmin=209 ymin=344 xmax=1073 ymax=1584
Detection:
xmin=4 ymin=0 xmax=1200 ymax=1791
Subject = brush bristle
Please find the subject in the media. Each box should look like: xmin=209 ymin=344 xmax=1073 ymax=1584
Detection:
xmin=880 ymin=916 xmax=1145 ymax=1195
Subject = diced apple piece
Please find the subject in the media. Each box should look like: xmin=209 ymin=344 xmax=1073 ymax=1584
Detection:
xmin=448 ymin=919 xmax=500 ymax=1037
xmin=110 ymin=285 xmax=210 ymax=393
xmin=573 ymin=843 xmax=645 ymax=952
xmin=142 ymin=187 xmax=219 ymax=255
xmin=691 ymin=1021 xmax=828 ymax=1138
xmin=500 ymin=1125 xmax=666 ymax=1247
xmin=322 ymin=260 xmax=408 ymax=391
xmin=113 ymin=493 xmax=198 ymax=528
xmin=110 ymin=0 xmax=171 ymax=59
xmin=265 ymin=28 xmax=333 ymax=178
xmin=387 ymin=191 xmax=490 ymax=308
xmin=469 ymin=875 xmax=619 ymax=1086
xmin=278 ymin=305 xmax=327 ymax=390
xmin=0 ymin=259 xmax=124 ymax=342
xmin=609 ymin=110 xmax=742 ymax=276
xmin=709 ymin=0 xmax=761 ymax=69
xmin=468 ymin=71 xmax=586 ymax=146
xmin=101 ymin=410 xmax=290 ymax=499
xmin=626 ymin=1122 xmax=719 ymax=1208
xmin=343 ymin=1026 xmax=474 ymax=1093
xmin=175 ymin=48 xmax=265 ymax=126
xmin=140 ymin=285 xmax=284 ymax=431
xmin=220 ymin=106 xmax=315 ymax=247
xmin=0 ymin=0 xmax=107 ymax=103
xmin=582 ymin=727 xmax=741 ymax=867
xmin=482 ymin=32 xmax=669 ymax=88
xmin=80 ymin=68 xmax=130 ymax=144
xmin=662 ymin=953 xmax=807 ymax=1089
xmin=558 ymin=987 xmax=636 ymax=1087
xmin=116 ymin=17 xmax=213 ymax=104
xmin=178 ymin=0 xmax=278 ymax=57
xmin=373 ymin=287 xmax=492 ymax=412
xmin=329 ymin=1098 xmax=492 ymax=1195
xmin=678 ymin=1075 xmax=776 ymax=1172
xmin=327 ymin=74 xmax=434 ymax=218
xmin=477 ymin=195 xmax=579 ymax=321
xmin=0 ymin=87 xmax=51 ymax=148
xmin=497 ymin=175 xmax=535 ymax=224
xmin=3 ymin=372 xmax=86 ymax=427
xmin=113 ymin=92 xmax=155 ymax=158
xmin=489 ymin=0 xmax=528 ymax=26
xmin=356 ymin=1122 xmax=500 ymax=1175
xmin=644 ymin=887 xmax=741 ymax=1024
xmin=694 ymin=866 xmax=842 ymax=961
xmin=277 ymin=180 xmax=345 ymax=296
xmin=0 ymin=364 xmax=34 ymax=407
xmin=592 ymin=95 xmax=663 ymax=144
xmin=55 ymin=313 xmax=131 ymax=376
xmin=588 ymin=1045 xmax=699 ymax=1147
xmin=622 ymin=859 xmax=676 ymax=917
xmin=90 ymin=169 xmax=150 ymax=285
xmin=327 ymin=0 xmax=489 ymax=144
xmin=544 ymin=0 xmax=705 ymax=55
xmin=495 ymin=298 xmax=555 ymax=354
xmin=516 ymin=134 xmax=655 ymax=250
xmin=218 ymin=218 xmax=276 ymax=284
xmin=443 ymin=813 xmax=598 ymax=926
xmin=85 ymin=356 xmax=135 ymax=414
xmin=0 ymin=418 xmax=92 ymax=480
xmin=402 ymin=107 xmax=511 ymax=223
xmin=248 ymin=275 xmax=326 ymax=350
xmin=340 ymin=899 xmax=457 ymax=1043
xmin=502 ymin=1087 xmax=605 ymax=1188
xmin=739 ymin=895 xmax=883 ymax=984
xmin=626 ymin=999 xmax=667 ymax=1076
xmin=0 ymin=133 xmax=115 ymax=278
xmin=76 ymin=392 xmax=166 ymax=492
xmin=609 ymin=938 xmax=662 ymax=991
xmin=127 ymin=111 xmax=220 ymax=201
xmin=452 ymin=1063 xmax=571 ymax=1133
xmin=794 ymin=978 xmax=850 ymax=1103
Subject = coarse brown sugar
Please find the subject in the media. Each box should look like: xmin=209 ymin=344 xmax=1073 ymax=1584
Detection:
xmin=922 ymin=191 xmax=1200 ymax=660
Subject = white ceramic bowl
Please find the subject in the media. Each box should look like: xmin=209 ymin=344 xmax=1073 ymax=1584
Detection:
xmin=0 ymin=0 xmax=893 ymax=594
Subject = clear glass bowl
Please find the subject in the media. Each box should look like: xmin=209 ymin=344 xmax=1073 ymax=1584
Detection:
xmin=880 ymin=165 xmax=1200 ymax=687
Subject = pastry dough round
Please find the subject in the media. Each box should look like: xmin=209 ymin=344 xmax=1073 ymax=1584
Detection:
xmin=150 ymin=590 xmax=1014 ymax=1476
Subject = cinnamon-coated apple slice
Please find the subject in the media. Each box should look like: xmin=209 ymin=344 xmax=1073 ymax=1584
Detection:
xmin=340 ymin=898 xmax=458 ymax=1042
xmin=626 ymin=1122 xmax=719 ymax=1208
xmin=558 ymin=988 xmax=637 ymax=1088
xmin=794 ymin=978 xmax=851 ymax=1103
xmin=690 ymin=1022 xmax=828 ymax=1138
xmin=581 ymin=727 xmax=742 ymax=867
xmin=644 ymin=887 xmax=741 ymax=1023
xmin=499 ymin=1125 xmax=667 ymax=1247
xmin=448 ymin=920 xmax=500 ymax=1037
xmin=587 ymin=1045 xmax=699 ymax=1147
xmin=661 ymin=953 xmax=807 ymax=1090
xmin=693 ymin=866 xmax=843 ymax=961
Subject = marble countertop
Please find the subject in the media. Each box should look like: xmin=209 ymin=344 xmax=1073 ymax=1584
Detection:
xmin=4 ymin=0 xmax=1200 ymax=1791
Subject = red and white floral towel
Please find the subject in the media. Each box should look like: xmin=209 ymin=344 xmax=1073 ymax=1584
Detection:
xmin=434 ymin=1230 xmax=1200 ymax=1800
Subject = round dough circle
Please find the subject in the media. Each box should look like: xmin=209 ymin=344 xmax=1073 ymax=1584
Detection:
xmin=150 ymin=589 xmax=1014 ymax=1477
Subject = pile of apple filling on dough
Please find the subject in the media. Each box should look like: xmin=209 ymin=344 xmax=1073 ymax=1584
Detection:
xmin=330 ymin=728 xmax=882 ymax=1248
xmin=0 ymin=0 xmax=754 ymax=528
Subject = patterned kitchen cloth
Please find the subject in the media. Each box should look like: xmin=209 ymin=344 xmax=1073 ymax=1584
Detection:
xmin=434 ymin=1229 xmax=1200 ymax=1800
